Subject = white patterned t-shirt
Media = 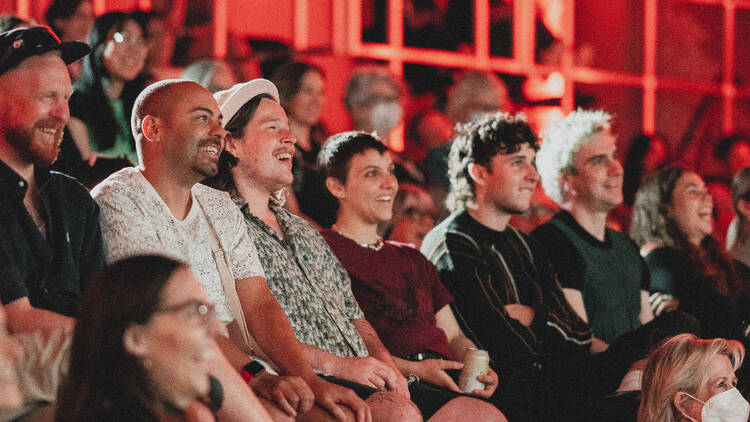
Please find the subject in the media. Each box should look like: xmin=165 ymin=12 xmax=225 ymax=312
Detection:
xmin=92 ymin=167 xmax=265 ymax=323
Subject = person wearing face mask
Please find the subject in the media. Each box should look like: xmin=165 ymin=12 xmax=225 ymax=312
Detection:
xmin=344 ymin=66 xmax=424 ymax=185
xmin=638 ymin=333 xmax=748 ymax=422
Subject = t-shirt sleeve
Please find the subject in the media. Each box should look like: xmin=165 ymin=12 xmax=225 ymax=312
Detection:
xmin=530 ymin=224 xmax=586 ymax=291
xmin=95 ymin=185 xmax=165 ymax=263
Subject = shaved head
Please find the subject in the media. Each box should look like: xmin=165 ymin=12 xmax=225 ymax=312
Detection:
xmin=131 ymin=79 xmax=212 ymax=163
xmin=131 ymin=79 xmax=204 ymax=138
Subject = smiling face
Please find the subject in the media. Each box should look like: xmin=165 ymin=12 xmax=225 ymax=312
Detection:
xmin=475 ymin=143 xmax=539 ymax=216
xmin=669 ymin=171 xmax=713 ymax=246
xmin=0 ymin=53 xmax=72 ymax=166
xmin=564 ymin=130 xmax=623 ymax=212
xmin=227 ymin=97 xmax=296 ymax=194
xmin=332 ymin=149 xmax=398 ymax=225
xmin=681 ymin=354 xmax=738 ymax=422
xmin=101 ymin=19 xmax=147 ymax=83
xmin=287 ymin=70 xmax=324 ymax=127
xmin=155 ymin=83 xmax=228 ymax=181
xmin=128 ymin=266 xmax=221 ymax=410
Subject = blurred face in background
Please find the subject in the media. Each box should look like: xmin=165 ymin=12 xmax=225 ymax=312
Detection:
xmin=287 ymin=70 xmax=324 ymax=127
xmin=55 ymin=0 xmax=95 ymax=42
xmin=102 ymin=19 xmax=147 ymax=83
xmin=669 ymin=171 xmax=713 ymax=246
xmin=389 ymin=186 xmax=437 ymax=248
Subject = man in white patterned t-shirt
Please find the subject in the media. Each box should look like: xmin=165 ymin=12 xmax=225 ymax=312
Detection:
xmin=92 ymin=79 xmax=370 ymax=421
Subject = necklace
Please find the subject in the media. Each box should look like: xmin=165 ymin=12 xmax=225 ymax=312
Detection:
xmin=332 ymin=224 xmax=384 ymax=251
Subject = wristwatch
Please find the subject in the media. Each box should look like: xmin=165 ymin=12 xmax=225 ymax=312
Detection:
xmin=241 ymin=359 xmax=266 ymax=383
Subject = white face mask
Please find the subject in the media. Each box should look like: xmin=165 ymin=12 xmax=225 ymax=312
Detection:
xmin=370 ymin=101 xmax=402 ymax=138
xmin=681 ymin=388 xmax=750 ymax=422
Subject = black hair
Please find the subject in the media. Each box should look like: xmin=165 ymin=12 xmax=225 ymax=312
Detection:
xmin=318 ymin=131 xmax=388 ymax=183
xmin=68 ymin=12 xmax=146 ymax=154
xmin=270 ymin=61 xmax=324 ymax=107
xmin=56 ymin=255 xmax=184 ymax=422
xmin=447 ymin=112 xmax=538 ymax=211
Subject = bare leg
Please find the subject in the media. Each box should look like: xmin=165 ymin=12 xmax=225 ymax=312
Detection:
xmin=427 ymin=397 xmax=506 ymax=422
xmin=367 ymin=390 xmax=422 ymax=422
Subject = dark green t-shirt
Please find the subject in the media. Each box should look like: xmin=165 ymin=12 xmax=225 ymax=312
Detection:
xmin=531 ymin=211 xmax=647 ymax=343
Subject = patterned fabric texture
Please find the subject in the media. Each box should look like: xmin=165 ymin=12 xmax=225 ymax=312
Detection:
xmin=234 ymin=195 xmax=368 ymax=358
xmin=92 ymin=168 xmax=265 ymax=323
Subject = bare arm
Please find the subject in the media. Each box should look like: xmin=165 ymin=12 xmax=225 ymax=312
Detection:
xmin=435 ymin=305 xmax=476 ymax=360
xmin=67 ymin=117 xmax=93 ymax=162
xmin=4 ymin=297 xmax=74 ymax=334
xmin=562 ymin=288 xmax=609 ymax=353
xmin=562 ymin=288 xmax=588 ymax=323
xmin=351 ymin=318 xmax=409 ymax=397
xmin=435 ymin=305 xmax=498 ymax=397
xmin=207 ymin=340 xmax=274 ymax=422
xmin=236 ymin=276 xmax=370 ymax=421
xmin=639 ymin=289 xmax=654 ymax=324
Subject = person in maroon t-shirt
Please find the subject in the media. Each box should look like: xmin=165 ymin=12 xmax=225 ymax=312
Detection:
xmin=319 ymin=131 xmax=499 ymax=399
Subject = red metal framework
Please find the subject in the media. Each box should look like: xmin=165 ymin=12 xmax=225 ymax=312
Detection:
xmin=319 ymin=0 xmax=750 ymax=135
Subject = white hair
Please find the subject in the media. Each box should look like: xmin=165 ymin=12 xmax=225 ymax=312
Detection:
xmin=536 ymin=108 xmax=612 ymax=204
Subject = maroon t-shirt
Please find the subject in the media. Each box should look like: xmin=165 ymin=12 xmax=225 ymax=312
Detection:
xmin=322 ymin=229 xmax=456 ymax=360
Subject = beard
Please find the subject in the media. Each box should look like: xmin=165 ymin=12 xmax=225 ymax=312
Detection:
xmin=3 ymin=121 xmax=62 ymax=166
xmin=191 ymin=138 xmax=223 ymax=178
xmin=500 ymin=204 xmax=527 ymax=215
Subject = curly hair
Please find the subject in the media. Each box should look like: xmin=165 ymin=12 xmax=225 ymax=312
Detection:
xmin=536 ymin=109 xmax=612 ymax=204
xmin=446 ymin=112 xmax=538 ymax=212
xmin=631 ymin=167 xmax=742 ymax=298
xmin=638 ymin=333 xmax=745 ymax=422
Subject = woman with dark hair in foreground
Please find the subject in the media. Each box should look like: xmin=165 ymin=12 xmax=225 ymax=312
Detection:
xmin=56 ymin=255 xmax=269 ymax=422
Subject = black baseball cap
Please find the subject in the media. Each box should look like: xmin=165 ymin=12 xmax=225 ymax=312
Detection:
xmin=0 ymin=26 xmax=91 ymax=76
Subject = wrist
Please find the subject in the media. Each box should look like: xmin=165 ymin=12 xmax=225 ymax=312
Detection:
xmin=241 ymin=359 xmax=266 ymax=383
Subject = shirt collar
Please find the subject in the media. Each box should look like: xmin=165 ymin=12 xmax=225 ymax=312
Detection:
xmin=0 ymin=160 xmax=55 ymax=197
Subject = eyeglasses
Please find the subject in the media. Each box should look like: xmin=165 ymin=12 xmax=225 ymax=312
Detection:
xmin=155 ymin=299 xmax=217 ymax=326
xmin=112 ymin=31 xmax=146 ymax=47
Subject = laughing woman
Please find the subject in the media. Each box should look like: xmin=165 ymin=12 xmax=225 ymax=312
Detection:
xmin=56 ymin=12 xmax=148 ymax=185
xmin=630 ymin=167 xmax=745 ymax=340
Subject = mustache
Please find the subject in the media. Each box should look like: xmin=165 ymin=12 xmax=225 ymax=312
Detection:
xmin=198 ymin=138 xmax=223 ymax=149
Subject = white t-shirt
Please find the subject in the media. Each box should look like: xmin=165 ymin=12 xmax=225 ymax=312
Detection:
xmin=92 ymin=167 xmax=265 ymax=323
